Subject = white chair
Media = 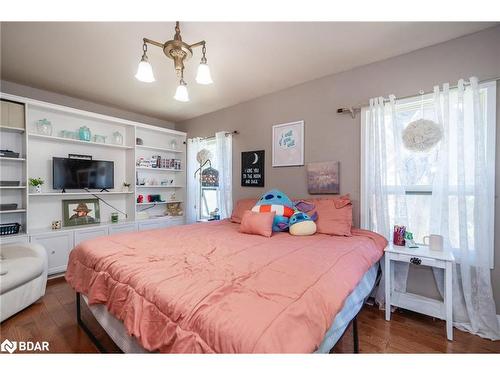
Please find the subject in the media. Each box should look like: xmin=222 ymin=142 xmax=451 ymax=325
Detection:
xmin=0 ymin=243 xmax=48 ymax=322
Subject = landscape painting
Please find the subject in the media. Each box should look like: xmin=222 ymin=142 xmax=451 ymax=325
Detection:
xmin=307 ymin=161 xmax=340 ymax=194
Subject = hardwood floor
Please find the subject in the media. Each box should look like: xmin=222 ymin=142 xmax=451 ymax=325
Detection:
xmin=1 ymin=277 xmax=499 ymax=354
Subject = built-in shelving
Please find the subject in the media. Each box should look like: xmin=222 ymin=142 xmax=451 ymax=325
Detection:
xmin=0 ymin=157 xmax=26 ymax=162
xmin=136 ymin=185 xmax=184 ymax=188
xmin=136 ymin=201 xmax=183 ymax=206
xmin=28 ymin=133 xmax=135 ymax=150
xmin=0 ymin=209 xmax=27 ymax=214
xmin=1 ymin=91 xmax=186 ymax=243
xmin=136 ymin=166 xmax=184 ymax=172
xmin=0 ymin=125 xmax=25 ymax=133
xmin=28 ymin=191 xmax=134 ymax=196
xmin=136 ymin=144 xmax=183 ymax=153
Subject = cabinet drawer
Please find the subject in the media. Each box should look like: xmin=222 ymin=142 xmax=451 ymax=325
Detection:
xmin=30 ymin=232 xmax=74 ymax=275
xmin=137 ymin=221 xmax=162 ymax=231
xmin=388 ymin=252 xmax=445 ymax=269
xmin=74 ymin=227 xmax=109 ymax=245
xmin=108 ymin=222 xmax=137 ymax=234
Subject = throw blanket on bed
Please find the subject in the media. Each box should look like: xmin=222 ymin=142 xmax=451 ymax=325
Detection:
xmin=65 ymin=220 xmax=386 ymax=353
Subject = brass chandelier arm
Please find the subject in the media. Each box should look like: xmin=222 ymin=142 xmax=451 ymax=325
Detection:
xmin=142 ymin=38 xmax=206 ymax=50
xmin=142 ymin=37 xmax=164 ymax=49
xmin=189 ymin=40 xmax=206 ymax=49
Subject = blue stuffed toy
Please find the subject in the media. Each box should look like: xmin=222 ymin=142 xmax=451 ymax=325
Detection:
xmin=288 ymin=211 xmax=318 ymax=236
xmin=252 ymin=189 xmax=318 ymax=233
xmin=252 ymin=189 xmax=295 ymax=232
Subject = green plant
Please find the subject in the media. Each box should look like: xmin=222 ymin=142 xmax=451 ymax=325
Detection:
xmin=29 ymin=177 xmax=44 ymax=186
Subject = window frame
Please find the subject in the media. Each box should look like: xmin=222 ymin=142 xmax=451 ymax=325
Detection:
xmin=360 ymin=81 xmax=496 ymax=267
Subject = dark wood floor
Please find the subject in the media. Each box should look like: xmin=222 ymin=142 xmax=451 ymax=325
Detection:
xmin=1 ymin=277 xmax=499 ymax=353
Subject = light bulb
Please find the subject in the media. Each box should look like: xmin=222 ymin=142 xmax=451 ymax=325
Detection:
xmin=174 ymin=81 xmax=190 ymax=102
xmin=196 ymin=63 xmax=213 ymax=85
xmin=135 ymin=56 xmax=155 ymax=83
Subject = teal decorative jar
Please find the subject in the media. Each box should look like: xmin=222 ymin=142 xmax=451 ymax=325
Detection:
xmin=78 ymin=126 xmax=91 ymax=141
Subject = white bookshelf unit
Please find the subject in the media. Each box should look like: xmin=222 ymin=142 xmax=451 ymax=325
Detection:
xmin=0 ymin=93 xmax=187 ymax=275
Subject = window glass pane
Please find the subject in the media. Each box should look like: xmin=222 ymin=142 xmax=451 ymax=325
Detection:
xmin=405 ymin=194 xmax=432 ymax=244
xmin=201 ymin=188 xmax=218 ymax=219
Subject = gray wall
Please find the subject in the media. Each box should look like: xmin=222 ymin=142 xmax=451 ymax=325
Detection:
xmin=178 ymin=26 xmax=500 ymax=312
xmin=0 ymin=80 xmax=175 ymax=129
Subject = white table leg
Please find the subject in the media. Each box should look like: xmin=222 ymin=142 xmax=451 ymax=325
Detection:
xmin=385 ymin=254 xmax=391 ymax=321
xmin=445 ymin=261 xmax=453 ymax=341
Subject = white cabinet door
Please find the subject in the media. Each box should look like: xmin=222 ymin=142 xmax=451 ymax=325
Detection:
xmin=30 ymin=231 xmax=74 ymax=275
xmin=74 ymin=226 xmax=109 ymax=245
xmin=0 ymin=235 xmax=29 ymax=245
xmin=137 ymin=221 xmax=162 ymax=231
xmin=108 ymin=222 xmax=137 ymax=235
xmin=169 ymin=217 xmax=185 ymax=227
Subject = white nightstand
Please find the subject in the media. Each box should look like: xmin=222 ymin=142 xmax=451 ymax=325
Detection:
xmin=384 ymin=243 xmax=454 ymax=340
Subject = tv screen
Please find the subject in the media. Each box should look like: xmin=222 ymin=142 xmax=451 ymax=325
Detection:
xmin=53 ymin=157 xmax=114 ymax=190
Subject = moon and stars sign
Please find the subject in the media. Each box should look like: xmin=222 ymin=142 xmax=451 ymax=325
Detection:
xmin=241 ymin=150 xmax=265 ymax=187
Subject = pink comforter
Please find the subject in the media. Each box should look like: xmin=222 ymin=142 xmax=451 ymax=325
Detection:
xmin=65 ymin=220 xmax=386 ymax=353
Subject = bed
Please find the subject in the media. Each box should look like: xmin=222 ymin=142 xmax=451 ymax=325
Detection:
xmin=65 ymin=219 xmax=386 ymax=353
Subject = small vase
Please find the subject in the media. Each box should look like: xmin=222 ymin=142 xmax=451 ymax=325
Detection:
xmin=30 ymin=185 xmax=42 ymax=194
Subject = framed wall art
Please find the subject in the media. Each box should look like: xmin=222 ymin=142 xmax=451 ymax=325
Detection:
xmin=62 ymin=198 xmax=100 ymax=227
xmin=306 ymin=161 xmax=340 ymax=194
xmin=241 ymin=150 xmax=265 ymax=187
xmin=272 ymin=120 xmax=304 ymax=167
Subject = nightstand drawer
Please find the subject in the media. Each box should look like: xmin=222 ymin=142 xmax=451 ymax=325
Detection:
xmin=387 ymin=252 xmax=446 ymax=269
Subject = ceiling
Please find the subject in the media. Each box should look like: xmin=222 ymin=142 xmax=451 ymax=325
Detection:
xmin=1 ymin=22 xmax=497 ymax=122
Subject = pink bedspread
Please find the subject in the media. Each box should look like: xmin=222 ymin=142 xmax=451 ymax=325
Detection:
xmin=65 ymin=220 xmax=386 ymax=353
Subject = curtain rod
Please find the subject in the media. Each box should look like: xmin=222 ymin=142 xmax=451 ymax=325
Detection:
xmin=199 ymin=130 xmax=239 ymax=141
xmin=337 ymin=76 xmax=500 ymax=118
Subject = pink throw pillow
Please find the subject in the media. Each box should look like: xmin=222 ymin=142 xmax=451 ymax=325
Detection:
xmin=239 ymin=210 xmax=275 ymax=237
xmin=308 ymin=194 xmax=353 ymax=236
xmin=230 ymin=198 xmax=258 ymax=223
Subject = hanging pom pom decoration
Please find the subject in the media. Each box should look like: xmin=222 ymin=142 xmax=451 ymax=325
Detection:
xmin=196 ymin=148 xmax=212 ymax=165
xmin=402 ymin=90 xmax=443 ymax=152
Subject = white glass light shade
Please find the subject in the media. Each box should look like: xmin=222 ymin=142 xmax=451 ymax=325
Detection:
xmin=195 ymin=63 xmax=213 ymax=85
xmin=174 ymin=82 xmax=190 ymax=102
xmin=135 ymin=58 xmax=155 ymax=83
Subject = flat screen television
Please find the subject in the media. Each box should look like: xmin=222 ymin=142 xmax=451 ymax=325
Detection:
xmin=53 ymin=157 xmax=114 ymax=190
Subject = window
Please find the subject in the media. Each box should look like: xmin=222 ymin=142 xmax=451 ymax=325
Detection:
xmin=361 ymin=81 xmax=496 ymax=266
xmin=198 ymin=138 xmax=218 ymax=220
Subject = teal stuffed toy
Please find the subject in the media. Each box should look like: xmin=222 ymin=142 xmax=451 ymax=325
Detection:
xmin=252 ymin=189 xmax=295 ymax=232
xmin=252 ymin=189 xmax=318 ymax=234
xmin=288 ymin=211 xmax=318 ymax=236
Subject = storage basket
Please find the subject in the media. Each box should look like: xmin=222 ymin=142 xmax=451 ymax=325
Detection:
xmin=0 ymin=222 xmax=21 ymax=236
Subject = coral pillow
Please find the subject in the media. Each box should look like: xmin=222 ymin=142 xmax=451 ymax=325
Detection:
xmin=239 ymin=210 xmax=275 ymax=237
xmin=309 ymin=195 xmax=353 ymax=236
xmin=230 ymin=198 xmax=257 ymax=223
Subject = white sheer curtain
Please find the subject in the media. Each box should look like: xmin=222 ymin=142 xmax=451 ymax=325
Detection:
xmin=430 ymin=77 xmax=499 ymax=339
xmin=214 ymin=131 xmax=233 ymax=219
xmin=365 ymin=96 xmax=411 ymax=307
xmin=186 ymin=137 xmax=202 ymax=223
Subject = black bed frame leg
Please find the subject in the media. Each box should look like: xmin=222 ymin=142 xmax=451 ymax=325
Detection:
xmin=76 ymin=292 xmax=108 ymax=353
xmin=352 ymin=317 xmax=359 ymax=354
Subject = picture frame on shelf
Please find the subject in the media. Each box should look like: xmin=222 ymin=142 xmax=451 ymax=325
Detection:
xmin=272 ymin=120 xmax=304 ymax=167
xmin=62 ymin=198 xmax=100 ymax=227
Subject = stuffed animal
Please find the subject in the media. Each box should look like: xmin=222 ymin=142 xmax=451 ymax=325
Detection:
xmin=288 ymin=211 xmax=318 ymax=236
xmin=252 ymin=189 xmax=296 ymax=232
xmin=252 ymin=190 xmax=318 ymax=234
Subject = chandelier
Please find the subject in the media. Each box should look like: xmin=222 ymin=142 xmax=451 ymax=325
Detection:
xmin=135 ymin=21 xmax=213 ymax=102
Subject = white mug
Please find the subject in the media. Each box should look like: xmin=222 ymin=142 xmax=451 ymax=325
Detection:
xmin=423 ymin=234 xmax=444 ymax=251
